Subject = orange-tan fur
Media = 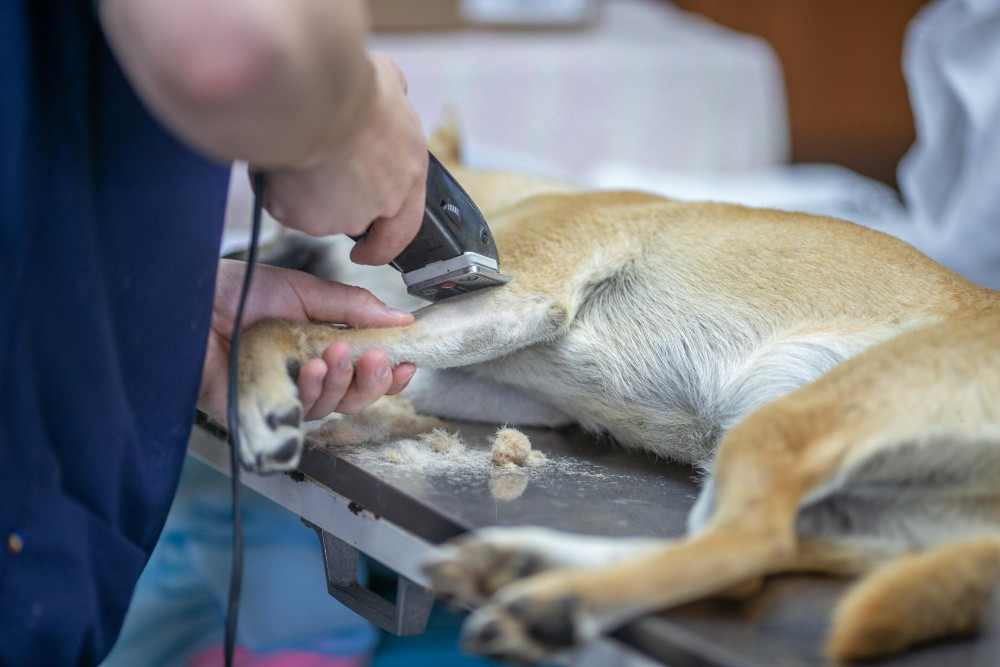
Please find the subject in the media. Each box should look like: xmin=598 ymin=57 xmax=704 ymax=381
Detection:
xmin=236 ymin=122 xmax=1000 ymax=661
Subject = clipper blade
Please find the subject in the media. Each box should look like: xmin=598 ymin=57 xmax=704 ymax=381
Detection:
xmin=402 ymin=252 xmax=510 ymax=302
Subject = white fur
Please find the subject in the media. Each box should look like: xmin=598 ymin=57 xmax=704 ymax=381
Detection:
xmin=426 ymin=526 xmax=665 ymax=572
xmin=404 ymin=369 xmax=573 ymax=427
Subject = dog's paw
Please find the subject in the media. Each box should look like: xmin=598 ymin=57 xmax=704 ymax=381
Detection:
xmin=423 ymin=528 xmax=663 ymax=660
xmin=237 ymin=365 xmax=305 ymax=473
xmin=461 ymin=583 xmax=597 ymax=662
xmin=422 ymin=527 xmax=664 ymax=609
xmin=421 ymin=528 xmax=557 ymax=608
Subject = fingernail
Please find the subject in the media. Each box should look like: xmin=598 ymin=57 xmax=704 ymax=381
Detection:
xmin=338 ymin=354 xmax=351 ymax=372
xmin=376 ymin=363 xmax=390 ymax=379
xmin=384 ymin=307 xmax=411 ymax=319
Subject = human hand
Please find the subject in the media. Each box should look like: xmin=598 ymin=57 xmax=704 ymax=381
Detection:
xmin=198 ymin=259 xmax=417 ymax=422
xmin=256 ymin=54 xmax=428 ymax=266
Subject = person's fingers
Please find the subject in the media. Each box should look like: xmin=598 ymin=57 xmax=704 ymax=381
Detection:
xmin=197 ymin=330 xmax=230 ymax=421
xmin=283 ymin=271 xmax=414 ymax=328
xmin=335 ymin=349 xmax=393 ymax=414
xmin=371 ymin=52 xmax=408 ymax=93
xmin=386 ymin=362 xmax=416 ymax=396
xmin=296 ymin=358 xmax=328 ymax=418
xmin=303 ymin=342 xmax=354 ymax=421
xmin=350 ymin=163 xmax=427 ymax=266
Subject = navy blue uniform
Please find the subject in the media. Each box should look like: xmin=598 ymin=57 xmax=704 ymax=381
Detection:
xmin=0 ymin=2 xmax=229 ymax=663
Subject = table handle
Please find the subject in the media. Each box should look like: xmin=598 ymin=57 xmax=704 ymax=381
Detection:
xmin=302 ymin=518 xmax=434 ymax=636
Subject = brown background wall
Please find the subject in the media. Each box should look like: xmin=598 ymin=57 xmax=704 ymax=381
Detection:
xmin=672 ymin=0 xmax=927 ymax=187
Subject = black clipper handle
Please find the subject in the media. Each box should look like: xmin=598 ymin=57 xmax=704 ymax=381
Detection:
xmin=390 ymin=152 xmax=499 ymax=273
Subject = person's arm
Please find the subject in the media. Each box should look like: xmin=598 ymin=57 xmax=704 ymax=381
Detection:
xmin=98 ymin=0 xmax=370 ymax=167
xmin=99 ymin=0 xmax=428 ymax=264
xmin=101 ymin=1 xmax=429 ymax=422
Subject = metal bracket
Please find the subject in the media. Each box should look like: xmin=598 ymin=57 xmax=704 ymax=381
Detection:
xmin=302 ymin=518 xmax=434 ymax=636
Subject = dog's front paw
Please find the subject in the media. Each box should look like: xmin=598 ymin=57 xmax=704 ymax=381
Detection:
xmin=421 ymin=528 xmax=556 ymax=608
xmin=423 ymin=527 xmax=662 ymax=610
xmin=237 ymin=363 xmax=305 ymax=473
xmin=461 ymin=583 xmax=597 ymax=662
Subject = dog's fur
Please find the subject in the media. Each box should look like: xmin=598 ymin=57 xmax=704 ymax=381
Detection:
xmin=236 ymin=125 xmax=1000 ymax=662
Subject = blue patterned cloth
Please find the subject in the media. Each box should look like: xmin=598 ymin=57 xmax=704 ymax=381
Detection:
xmin=102 ymin=457 xmax=378 ymax=666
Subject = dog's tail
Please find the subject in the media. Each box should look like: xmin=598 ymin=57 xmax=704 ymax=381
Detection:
xmin=824 ymin=536 xmax=1000 ymax=662
xmin=428 ymin=108 xmax=462 ymax=165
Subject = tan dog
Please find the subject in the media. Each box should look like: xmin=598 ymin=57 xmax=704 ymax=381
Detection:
xmin=235 ymin=125 xmax=1000 ymax=662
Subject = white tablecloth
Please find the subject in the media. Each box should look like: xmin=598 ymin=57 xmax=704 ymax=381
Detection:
xmin=371 ymin=0 xmax=789 ymax=180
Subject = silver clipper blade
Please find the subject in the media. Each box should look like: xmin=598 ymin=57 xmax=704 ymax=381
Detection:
xmin=402 ymin=252 xmax=510 ymax=302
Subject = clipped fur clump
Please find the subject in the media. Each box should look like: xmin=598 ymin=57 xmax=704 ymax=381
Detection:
xmin=383 ymin=429 xmax=466 ymax=465
xmin=419 ymin=428 xmax=465 ymax=456
xmin=307 ymin=396 xmax=444 ymax=447
xmin=383 ymin=439 xmax=423 ymax=465
xmin=490 ymin=428 xmax=546 ymax=468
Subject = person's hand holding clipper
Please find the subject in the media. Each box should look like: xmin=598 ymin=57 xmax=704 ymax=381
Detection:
xmin=257 ymin=54 xmax=430 ymax=266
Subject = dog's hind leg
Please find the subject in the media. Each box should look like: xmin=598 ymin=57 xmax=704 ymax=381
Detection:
xmin=437 ymin=314 xmax=1000 ymax=661
xmin=826 ymin=535 xmax=1000 ymax=661
xmin=446 ymin=423 xmax=810 ymax=661
xmin=235 ymin=285 xmax=566 ymax=470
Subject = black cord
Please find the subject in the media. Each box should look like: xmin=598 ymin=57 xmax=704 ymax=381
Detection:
xmin=224 ymin=172 xmax=265 ymax=667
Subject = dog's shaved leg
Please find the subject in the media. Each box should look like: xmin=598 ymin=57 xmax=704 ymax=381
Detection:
xmin=244 ymin=285 xmax=565 ymax=369
xmin=235 ymin=286 xmax=565 ymax=469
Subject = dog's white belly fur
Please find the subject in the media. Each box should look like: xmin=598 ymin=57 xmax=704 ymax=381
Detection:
xmin=429 ymin=303 xmax=901 ymax=468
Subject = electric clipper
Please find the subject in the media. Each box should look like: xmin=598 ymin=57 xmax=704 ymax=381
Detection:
xmin=358 ymin=152 xmax=510 ymax=302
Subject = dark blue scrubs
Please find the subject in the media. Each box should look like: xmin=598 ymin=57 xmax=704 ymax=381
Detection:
xmin=0 ymin=2 xmax=230 ymax=663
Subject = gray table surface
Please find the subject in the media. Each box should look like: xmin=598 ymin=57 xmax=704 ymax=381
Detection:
xmin=241 ymin=417 xmax=998 ymax=667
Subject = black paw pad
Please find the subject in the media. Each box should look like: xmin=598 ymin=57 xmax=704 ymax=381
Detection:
xmin=270 ymin=437 xmax=300 ymax=464
xmin=508 ymin=552 xmax=544 ymax=579
xmin=475 ymin=619 xmax=502 ymax=644
xmin=267 ymin=407 xmax=301 ymax=431
xmin=505 ymin=597 xmax=534 ymax=621
xmin=523 ymin=595 xmax=579 ymax=648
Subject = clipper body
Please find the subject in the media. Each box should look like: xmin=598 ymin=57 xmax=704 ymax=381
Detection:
xmin=358 ymin=152 xmax=510 ymax=302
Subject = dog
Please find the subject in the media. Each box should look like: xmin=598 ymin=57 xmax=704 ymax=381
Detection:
xmin=235 ymin=124 xmax=1000 ymax=662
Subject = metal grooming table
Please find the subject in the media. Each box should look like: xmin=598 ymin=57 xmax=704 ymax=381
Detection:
xmin=189 ymin=418 xmax=997 ymax=667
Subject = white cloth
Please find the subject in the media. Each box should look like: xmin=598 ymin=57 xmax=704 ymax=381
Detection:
xmin=371 ymin=0 xmax=789 ymax=180
xmin=223 ymin=0 xmax=1000 ymax=293
xmin=593 ymin=0 xmax=1000 ymax=290
xmin=891 ymin=0 xmax=1000 ymax=288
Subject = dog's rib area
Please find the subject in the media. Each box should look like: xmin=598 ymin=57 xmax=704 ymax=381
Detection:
xmin=486 ymin=259 xmax=886 ymax=466
xmin=796 ymin=438 xmax=1000 ymax=556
